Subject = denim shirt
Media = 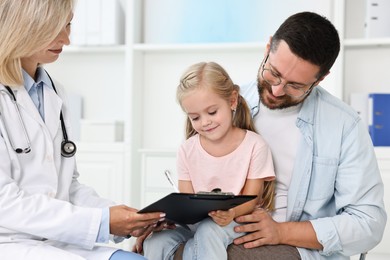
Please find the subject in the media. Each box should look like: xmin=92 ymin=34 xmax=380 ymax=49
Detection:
xmin=241 ymin=80 xmax=387 ymax=259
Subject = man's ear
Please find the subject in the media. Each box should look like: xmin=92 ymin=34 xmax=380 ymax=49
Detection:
xmin=265 ymin=36 xmax=272 ymax=56
xmin=315 ymin=71 xmax=330 ymax=86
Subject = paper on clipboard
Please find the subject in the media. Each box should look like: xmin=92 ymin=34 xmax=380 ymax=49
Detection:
xmin=138 ymin=192 xmax=257 ymax=228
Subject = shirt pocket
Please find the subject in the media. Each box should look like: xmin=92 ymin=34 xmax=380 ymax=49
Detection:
xmin=307 ymin=156 xmax=338 ymax=201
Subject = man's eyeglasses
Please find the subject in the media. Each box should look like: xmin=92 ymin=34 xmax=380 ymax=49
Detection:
xmin=260 ymin=54 xmax=318 ymax=98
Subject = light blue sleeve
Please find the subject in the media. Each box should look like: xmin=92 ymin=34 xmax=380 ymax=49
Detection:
xmin=310 ymin=119 xmax=386 ymax=256
xmin=97 ymin=207 xmax=126 ymax=244
xmin=96 ymin=207 xmax=110 ymax=243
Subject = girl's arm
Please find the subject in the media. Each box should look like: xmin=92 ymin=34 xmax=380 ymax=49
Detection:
xmin=178 ymin=180 xmax=195 ymax=193
xmin=234 ymin=178 xmax=263 ymax=216
xmin=209 ymin=178 xmax=263 ymax=226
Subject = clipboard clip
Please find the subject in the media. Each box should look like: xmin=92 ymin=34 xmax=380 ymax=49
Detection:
xmin=190 ymin=188 xmax=235 ymax=200
xmin=196 ymin=188 xmax=235 ymax=196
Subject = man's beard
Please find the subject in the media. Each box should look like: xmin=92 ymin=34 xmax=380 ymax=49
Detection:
xmin=257 ymin=77 xmax=308 ymax=110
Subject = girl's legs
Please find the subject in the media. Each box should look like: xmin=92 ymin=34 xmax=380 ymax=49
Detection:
xmin=183 ymin=218 xmax=244 ymax=260
xmin=143 ymin=226 xmax=193 ymax=260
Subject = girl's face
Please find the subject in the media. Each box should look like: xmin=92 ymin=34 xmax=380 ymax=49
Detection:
xmin=21 ymin=13 xmax=73 ymax=77
xmin=181 ymin=87 xmax=235 ymax=142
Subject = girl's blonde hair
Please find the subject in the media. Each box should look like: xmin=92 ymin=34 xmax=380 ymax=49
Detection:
xmin=176 ymin=61 xmax=275 ymax=211
xmin=0 ymin=0 xmax=74 ymax=87
xmin=177 ymin=62 xmax=255 ymax=139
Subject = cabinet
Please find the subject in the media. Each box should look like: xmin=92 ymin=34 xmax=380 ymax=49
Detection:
xmin=75 ymin=143 xmax=130 ymax=204
xmin=139 ymin=149 xmax=177 ymax=206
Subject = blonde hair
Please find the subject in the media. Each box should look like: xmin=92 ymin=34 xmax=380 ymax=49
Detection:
xmin=0 ymin=0 xmax=74 ymax=87
xmin=177 ymin=62 xmax=255 ymax=139
xmin=177 ymin=61 xmax=275 ymax=211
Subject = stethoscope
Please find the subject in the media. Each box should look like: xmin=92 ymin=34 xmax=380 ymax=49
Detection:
xmin=0 ymin=72 xmax=77 ymax=157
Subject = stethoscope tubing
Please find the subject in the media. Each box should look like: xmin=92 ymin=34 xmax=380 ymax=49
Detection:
xmin=45 ymin=72 xmax=77 ymax=157
xmin=0 ymin=87 xmax=32 ymax=153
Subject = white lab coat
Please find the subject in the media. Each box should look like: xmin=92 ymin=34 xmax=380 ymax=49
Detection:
xmin=0 ymin=82 xmax=118 ymax=259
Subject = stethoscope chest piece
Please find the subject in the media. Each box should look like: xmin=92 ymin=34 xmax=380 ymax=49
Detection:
xmin=61 ymin=140 xmax=76 ymax=157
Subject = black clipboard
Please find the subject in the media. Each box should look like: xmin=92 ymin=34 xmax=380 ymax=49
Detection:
xmin=138 ymin=192 xmax=257 ymax=227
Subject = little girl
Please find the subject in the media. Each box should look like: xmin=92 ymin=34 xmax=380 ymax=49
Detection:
xmin=143 ymin=62 xmax=275 ymax=260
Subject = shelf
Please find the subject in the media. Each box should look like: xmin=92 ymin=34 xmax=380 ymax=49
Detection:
xmin=132 ymin=42 xmax=265 ymax=53
xmin=63 ymin=45 xmax=126 ymax=53
xmin=344 ymin=38 xmax=390 ymax=48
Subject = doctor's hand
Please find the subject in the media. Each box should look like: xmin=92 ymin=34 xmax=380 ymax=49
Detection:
xmin=109 ymin=205 xmax=165 ymax=238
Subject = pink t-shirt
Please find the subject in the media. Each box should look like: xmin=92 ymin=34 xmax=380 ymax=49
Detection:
xmin=177 ymin=130 xmax=275 ymax=195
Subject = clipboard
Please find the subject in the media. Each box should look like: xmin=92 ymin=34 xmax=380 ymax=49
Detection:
xmin=138 ymin=192 xmax=257 ymax=227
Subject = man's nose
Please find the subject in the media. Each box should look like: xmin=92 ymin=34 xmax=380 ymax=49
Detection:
xmin=271 ymin=83 xmax=287 ymax=97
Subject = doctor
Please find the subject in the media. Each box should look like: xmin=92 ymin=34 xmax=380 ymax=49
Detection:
xmin=0 ymin=1 xmax=164 ymax=259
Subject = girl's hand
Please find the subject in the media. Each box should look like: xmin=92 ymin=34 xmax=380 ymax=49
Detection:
xmin=209 ymin=208 xmax=235 ymax=226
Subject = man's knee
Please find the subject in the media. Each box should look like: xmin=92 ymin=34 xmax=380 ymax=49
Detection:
xmin=227 ymin=244 xmax=301 ymax=260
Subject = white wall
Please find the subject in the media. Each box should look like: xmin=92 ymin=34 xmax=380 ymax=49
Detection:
xmin=144 ymin=0 xmax=333 ymax=44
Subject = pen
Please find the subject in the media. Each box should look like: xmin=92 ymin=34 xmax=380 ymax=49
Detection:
xmin=164 ymin=170 xmax=179 ymax=193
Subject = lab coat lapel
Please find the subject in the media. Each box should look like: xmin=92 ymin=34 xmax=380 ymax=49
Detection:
xmin=13 ymin=86 xmax=45 ymax=126
xmin=43 ymin=86 xmax=62 ymax=139
xmin=14 ymin=86 xmax=62 ymax=139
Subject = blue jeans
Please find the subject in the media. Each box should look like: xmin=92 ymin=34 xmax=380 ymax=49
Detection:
xmin=143 ymin=218 xmax=244 ymax=260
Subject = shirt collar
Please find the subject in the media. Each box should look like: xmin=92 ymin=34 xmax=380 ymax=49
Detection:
xmin=22 ymin=66 xmax=53 ymax=92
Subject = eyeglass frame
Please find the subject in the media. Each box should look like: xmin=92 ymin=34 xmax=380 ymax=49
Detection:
xmin=260 ymin=52 xmax=319 ymax=98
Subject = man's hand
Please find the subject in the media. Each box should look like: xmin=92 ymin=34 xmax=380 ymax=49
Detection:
xmin=233 ymin=208 xmax=281 ymax=248
xmin=233 ymin=208 xmax=322 ymax=250
xmin=209 ymin=208 xmax=235 ymax=226
xmin=109 ymin=205 xmax=164 ymax=238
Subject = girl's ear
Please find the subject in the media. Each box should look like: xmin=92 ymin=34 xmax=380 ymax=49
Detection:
xmin=230 ymin=90 xmax=239 ymax=110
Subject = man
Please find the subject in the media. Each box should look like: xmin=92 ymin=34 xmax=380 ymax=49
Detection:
xmin=227 ymin=11 xmax=386 ymax=260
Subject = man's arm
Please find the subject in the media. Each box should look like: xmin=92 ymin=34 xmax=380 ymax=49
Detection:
xmin=234 ymin=208 xmax=322 ymax=249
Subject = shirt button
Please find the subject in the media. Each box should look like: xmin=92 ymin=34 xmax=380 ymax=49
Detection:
xmin=46 ymin=155 xmax=53 ymax=162
xmin=48 ymin=192 xmax=56 ymax=198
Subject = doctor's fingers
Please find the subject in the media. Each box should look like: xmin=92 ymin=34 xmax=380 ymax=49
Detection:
xmin=126 ymin=212 xmax=165 ymax=230
xmin=110 ymin=205 xmax=165 ymax=223
xmin=129 ymin=225 xmax=150 ymax=238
